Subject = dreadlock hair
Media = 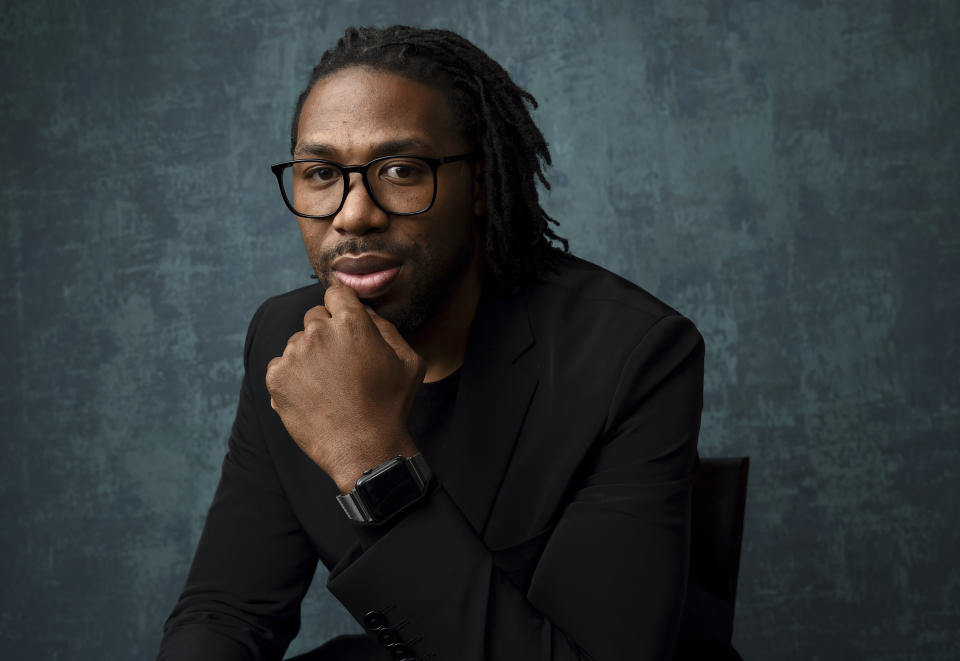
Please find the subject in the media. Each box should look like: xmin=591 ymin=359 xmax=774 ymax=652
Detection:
xmin=289 ymin=25 xmax=568 ymax=292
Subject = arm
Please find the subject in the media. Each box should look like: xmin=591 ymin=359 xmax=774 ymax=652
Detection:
xmin=157 ymin=302 xmax=319 ymax=661
xmin=326 ymin=314 xmax=704 ymax=660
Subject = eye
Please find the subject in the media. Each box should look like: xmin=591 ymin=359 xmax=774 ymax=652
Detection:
xmin=378 ymin=159 xmax=430 ymax=184
xmin=384 ymin=164 xmax=413 ymax=179
xmin=303 ymin=165 xmax=340 ymax=184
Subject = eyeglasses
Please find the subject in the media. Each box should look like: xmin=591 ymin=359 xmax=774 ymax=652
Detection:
xmin=270 ymin=153 xmax=475 ymax=219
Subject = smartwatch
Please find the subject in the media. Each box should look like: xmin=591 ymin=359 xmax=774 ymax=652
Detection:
xmin=336 ymin=453 xmax=432 ymax=525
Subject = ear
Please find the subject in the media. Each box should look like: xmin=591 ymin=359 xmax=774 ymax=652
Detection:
xmin=471 ymin=159 xmax=486 ymax=217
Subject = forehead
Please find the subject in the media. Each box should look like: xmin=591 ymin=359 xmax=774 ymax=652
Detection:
xmin=296 ymin=66 xmax=464 ymax=158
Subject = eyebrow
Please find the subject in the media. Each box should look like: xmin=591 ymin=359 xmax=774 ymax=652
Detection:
xmin=294 ymin=138 xmax=434 ymax=160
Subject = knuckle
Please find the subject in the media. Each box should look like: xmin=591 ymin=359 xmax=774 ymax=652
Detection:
xmin=336 ymin=309 xmax=369 ymax=337
xmin=339 ymin=307 xmax=363 ymax=324
xmin=303 ymin=305 xmax=328 ymax=327
xmin=321 ymin=288 xmax=341 ymax=307
xmin=265 ymin=361 xmax=280 ymax=390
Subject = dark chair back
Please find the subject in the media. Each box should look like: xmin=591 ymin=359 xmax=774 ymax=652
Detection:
xmin=674 ymin=456 xmax=750 ymax=660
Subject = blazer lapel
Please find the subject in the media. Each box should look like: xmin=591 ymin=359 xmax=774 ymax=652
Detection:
xmin=438 ymin=286 xmax=539 ymax=537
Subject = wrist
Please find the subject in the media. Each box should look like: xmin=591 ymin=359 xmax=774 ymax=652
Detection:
xmin=333 ymin=434 xmax=419 ymax=493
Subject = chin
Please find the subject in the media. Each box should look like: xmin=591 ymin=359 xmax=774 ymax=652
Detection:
xmin=372 ymin=298 xmax=429 ymax=338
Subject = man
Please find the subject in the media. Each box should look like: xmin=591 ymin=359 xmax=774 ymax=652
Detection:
xmin=159 ymin=25 xmax=704 ymax=661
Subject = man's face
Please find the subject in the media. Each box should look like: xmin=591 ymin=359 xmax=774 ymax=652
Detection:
xmin=293 ymin=66 xmax=484 ymax=336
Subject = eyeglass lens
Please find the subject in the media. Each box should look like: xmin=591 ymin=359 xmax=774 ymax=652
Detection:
xmin=282 ymin=158 xmax=435 ymax=216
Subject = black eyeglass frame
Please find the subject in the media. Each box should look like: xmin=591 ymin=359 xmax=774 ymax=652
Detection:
xmin=270 ymin=153 xmax=476 ymax=219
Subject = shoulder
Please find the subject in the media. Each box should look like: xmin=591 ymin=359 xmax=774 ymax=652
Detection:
xmin=251 ymin=282 xmax=326 ymax=330
xmin=523 ymin=251 xmax=701 ymax=355
xmin=242 ymin=283 xmax=326 ymax=367
xmin=538 ymin=251 xmax=680 ymax=314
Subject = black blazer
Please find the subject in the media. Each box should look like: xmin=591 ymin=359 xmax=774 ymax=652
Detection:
xmin=159 ymin=253 xmax=705 ymax=661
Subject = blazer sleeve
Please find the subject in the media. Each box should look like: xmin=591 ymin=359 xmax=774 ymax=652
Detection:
xmin=326 ymin=314 xmax=704 ymax=661
xmin=157 ymin=302 xmax=320 ymax=661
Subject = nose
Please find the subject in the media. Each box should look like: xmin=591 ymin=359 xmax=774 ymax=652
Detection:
xmin=331 ymin=172 xmax=390 ymax=236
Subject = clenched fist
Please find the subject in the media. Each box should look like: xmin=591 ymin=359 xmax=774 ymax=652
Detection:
xmin=265 ymin=284 xmax=426 ymax=493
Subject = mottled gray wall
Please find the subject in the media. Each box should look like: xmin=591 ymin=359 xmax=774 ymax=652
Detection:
xmin=2 ymin=0 xmax=957 ymax=659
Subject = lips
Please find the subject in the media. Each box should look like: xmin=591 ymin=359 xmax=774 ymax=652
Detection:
xmin=331 ymin=254 xmax=403 ymax=298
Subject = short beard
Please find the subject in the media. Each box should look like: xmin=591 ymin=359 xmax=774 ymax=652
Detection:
xmin=312 ymin=234 xmax=476 ymax=337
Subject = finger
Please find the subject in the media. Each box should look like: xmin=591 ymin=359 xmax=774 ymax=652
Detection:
xmin=366 ymin=308 xmax=425 ymax=377
xmin=322 ymin=282 xmax=365 ymax=316
xmin=284 ymin=330 xmax=305 ymax=351
xmin=303 ymin=305 xmax=331 ymax=329
xmin=265 ymin=356 xmax=282 ymax=396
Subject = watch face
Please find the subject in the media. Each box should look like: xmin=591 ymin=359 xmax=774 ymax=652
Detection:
xmin=355 ymin=460 xmax=422 ymax=521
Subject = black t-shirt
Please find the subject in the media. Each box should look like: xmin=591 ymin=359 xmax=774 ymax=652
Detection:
xmin=353 ymin=370 xmax=460 ymax=545
xmin=405 ymin=369 xmax=460 ymax=477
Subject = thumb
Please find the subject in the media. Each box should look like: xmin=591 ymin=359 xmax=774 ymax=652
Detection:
xmin=366 ymin=307 xmax=426 ymax=378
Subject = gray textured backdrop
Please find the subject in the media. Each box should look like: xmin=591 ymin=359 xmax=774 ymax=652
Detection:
xmin=2 ymin=1 xmax=958 ymax=659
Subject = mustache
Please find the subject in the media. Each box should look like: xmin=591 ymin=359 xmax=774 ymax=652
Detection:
xmin=309 ymin=237 xmax=422 ymax=279
xmin=328 ymin=238 xmax=419 ymax=260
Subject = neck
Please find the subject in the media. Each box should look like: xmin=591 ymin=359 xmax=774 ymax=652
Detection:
xmin=408 ymin=238 xmax=485 ymax=383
